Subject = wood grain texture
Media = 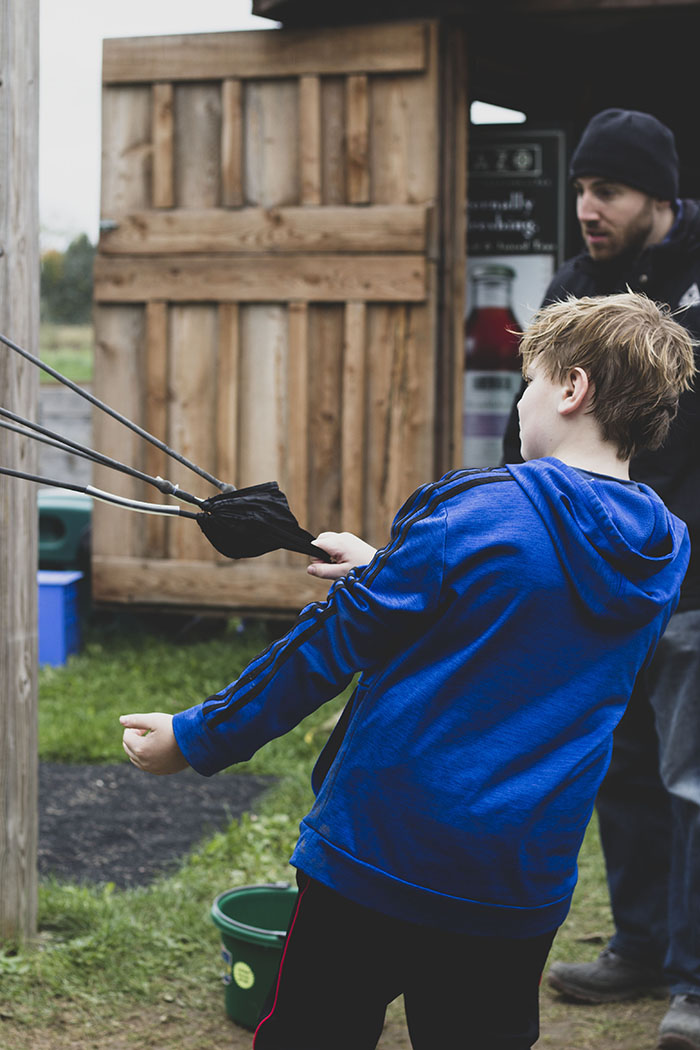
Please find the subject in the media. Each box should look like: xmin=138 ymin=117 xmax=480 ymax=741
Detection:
xmin=341 ymin=302 xmax=367 ymax=536
xmin=245 ymin=79 xmax=299 ymax=207
xmin=174 ymin=83 xmax=221 ymax=208
xmin=346 ymin=75 xmax=370 ymax=204
xmin=102 ymin=22 xmax=427 ymax=83
xmin=93 ymin=19 xmax=449 ymax=615
xmin=307 ymin=305 xmax=343 ymax=537
xmin=93 ymin=254 xmax=427 ymax=303
xmin=436 ymin=22 xmax=468 ymax=474
xmin=93 ymin=554 xmax=330 ymax=611
xmin=216 ymin=303 xmax=240 ymax=490
xmin=0 ymin=0 xmax=40 ymax=941
xmin=152 ymin=82 xmax=174 ymax=208
xmin=167 ymin=306 xmax=220 ymax=561
xmin=100 ymin=85 xmax=152 ymax=219
xmin=286 ymin=302 xmax=310 ymax=525
xmin=370 ymin=60 xmax=439 ymax=205
xmin=237 ymin=305 xmax=288 ymax=490
xmin=364 ymin=304 xmax=434 ymax=546
xmin=237 ymin=305 xmax=288 ymax=568
xmin=98 ymin=204 xmax=428 ymax=254
xmin=321 ymin=77 xmax=346 ymax=204
xmin=299 ymin=75 xmax=322 ymax=206
xmin=92 ymin=305 xmax=148 ymax=560
xmin=221 ymin=79 xmax=243 ymax=207
xmin=144 ymin=301 xmax=169 ymax=556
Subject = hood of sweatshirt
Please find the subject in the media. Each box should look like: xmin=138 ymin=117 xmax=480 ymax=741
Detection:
xmin=507 ymin=458 xmax=689 ymax=627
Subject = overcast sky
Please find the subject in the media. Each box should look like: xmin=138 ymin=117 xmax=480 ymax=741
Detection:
xmin=39 ymin=0 xmax=275 ymax=250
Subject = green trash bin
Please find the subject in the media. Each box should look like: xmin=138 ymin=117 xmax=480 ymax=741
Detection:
xmin=38 ymin=488 xmax=92 ymax=569
xmin=211 ymin=882 xmax=298 ymax=1030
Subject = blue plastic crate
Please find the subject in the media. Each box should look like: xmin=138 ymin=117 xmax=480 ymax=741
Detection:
xmin=38 ymin=570 xmax=83 ymax=666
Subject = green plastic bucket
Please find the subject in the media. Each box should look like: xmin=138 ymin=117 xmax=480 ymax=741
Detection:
xmin=211 ymin=882 xmax=298 ymax=1030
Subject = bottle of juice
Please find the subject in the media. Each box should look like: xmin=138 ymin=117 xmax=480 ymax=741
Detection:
xmin=463 ymin=264 xmax=522 ymax=467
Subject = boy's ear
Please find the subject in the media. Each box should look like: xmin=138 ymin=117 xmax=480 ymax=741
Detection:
xmin=558 ymin=367 xmax=591 ymax=416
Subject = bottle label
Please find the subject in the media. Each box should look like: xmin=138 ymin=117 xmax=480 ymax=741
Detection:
xmin=463 ymin=370 xmax=522 ymax=467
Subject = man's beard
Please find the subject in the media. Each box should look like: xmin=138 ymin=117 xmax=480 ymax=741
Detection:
xmin=586 ymin=199 xmax=656 ymax=261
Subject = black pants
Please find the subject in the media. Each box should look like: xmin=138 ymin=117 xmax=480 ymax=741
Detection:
xmin=253 ymin=876 xmax=556 ymax=1050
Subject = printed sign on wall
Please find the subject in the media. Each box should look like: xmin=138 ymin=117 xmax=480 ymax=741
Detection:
xmin=464 ymin=127 xmax=568 ymax=467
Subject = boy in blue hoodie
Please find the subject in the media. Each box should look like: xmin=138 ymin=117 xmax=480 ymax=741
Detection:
xmin=122 ymin=292 xmax=695 ymax=1050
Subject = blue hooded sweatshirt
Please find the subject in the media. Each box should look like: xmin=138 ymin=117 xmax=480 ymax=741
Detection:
xmin=173 ymin=458 xmax=689 ymax=938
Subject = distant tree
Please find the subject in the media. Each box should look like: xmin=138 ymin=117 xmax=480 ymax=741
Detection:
xmin=41 ymin=234 xmax=96 ymax=324
xmin=40 ymin=249 xmax=64 ymax=321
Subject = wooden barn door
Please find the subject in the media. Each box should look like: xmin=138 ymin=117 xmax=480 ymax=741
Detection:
xmin=92 ymin=19 xmax=466 ymax=613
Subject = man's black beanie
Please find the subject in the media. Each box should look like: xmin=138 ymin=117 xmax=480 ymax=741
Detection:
xmin=569 ymin=108 xmax=679 ymax=200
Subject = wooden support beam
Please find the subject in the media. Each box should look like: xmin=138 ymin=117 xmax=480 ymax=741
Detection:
xmin=98 ymin=204 xmax=428 ymax=255
xmin=0 ymin=0 xmax=40 ymax=944
xmin=94 ymin=253 xmax=427 ymax=303
xmin=92 ymin=555 xmax=330 ymax=612
xmin=103 ymin=22 xmax=427 ymax=83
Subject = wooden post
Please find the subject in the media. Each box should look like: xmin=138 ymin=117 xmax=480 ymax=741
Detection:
xmin=0 ymin=0 xmax=40 ymax=942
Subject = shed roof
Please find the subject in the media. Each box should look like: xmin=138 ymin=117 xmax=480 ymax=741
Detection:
xmin=253 ymin=0 xmax=695 ymax=22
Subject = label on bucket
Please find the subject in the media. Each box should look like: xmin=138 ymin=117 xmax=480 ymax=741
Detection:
xmin=221 ymin=948 xmax=233 ymax=985
xmin=233 ymin=961 xmax=255 ymax=989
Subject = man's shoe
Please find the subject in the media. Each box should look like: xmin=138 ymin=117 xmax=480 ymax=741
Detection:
xmin=547 ymin=948 xmax=668 ymax=1003
xmin=658 ymin=995 xmax=700 ymax=1049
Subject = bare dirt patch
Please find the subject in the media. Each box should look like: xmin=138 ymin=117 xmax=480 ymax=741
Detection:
xmin=0 ymin=990 xmax=669 ymax=1049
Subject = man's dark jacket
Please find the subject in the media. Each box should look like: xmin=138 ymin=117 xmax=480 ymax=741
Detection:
xmin=502 ymin=199 xmax=700 ymax=609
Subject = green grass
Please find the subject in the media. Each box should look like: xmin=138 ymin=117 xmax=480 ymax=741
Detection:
xmin=39 ymin=323 xmax=94 ymax=384
xmin=0 ymin=612 xmax=614 ymax=1044
xmin=38 ymin=616 xmax=272 ymax=764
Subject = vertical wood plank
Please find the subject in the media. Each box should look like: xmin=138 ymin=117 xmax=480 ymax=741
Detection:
xmin=239 ymin=304 xmax=288 ymax=567
xmin=403 ymin=303 xmax=435 ymax=485
xmin=341 ymin=302 xmax=366 ymax=536
xmin=287 ymin=302 xmax=310 ymax=564
xmin=168 ymin=305 xmax=219 ymax=561
xmin=238 ymin=305 xmax=287 ymax=487
xmin=321 ymin=77 xmax=346 ymax=205
xmin=221 ymin=78 xmax=243 ymax=207
xmin=436 ymin=22 xmax=468 ymax=474
xmin=217 ymin=302 xmax=240 ymax=488
xmin=0 ymin=0 xmax=39 ymax=943
xmin=245 ymin=79 xmax=300 ymax=207
xmin=92 ymin=305 xmax=147 ymax=559
xmin=307 ymin=305 xmax=343 ymax=536
xmin=299 ymin=75 xmax=322 ymax=206
xmin=144 ymin=301 xmax=169 ymax=556
xmin=346 ymin=74 xmax=370 ymax=204
xmin=152 ymin=82 xmax=174 ymax=208
xmin=101 ymin=85 xmax=152 ymax=217
xmin=174 ymin=83 xmax=222 ymax=207
xmin=370 ymin=50 xmax=438 ymax=205
xmin=363 ymin=304 xmax=434 ymax=545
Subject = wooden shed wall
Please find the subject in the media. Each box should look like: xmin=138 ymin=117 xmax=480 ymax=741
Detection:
xmin=93 ymin=20 xmax=466 ymax=613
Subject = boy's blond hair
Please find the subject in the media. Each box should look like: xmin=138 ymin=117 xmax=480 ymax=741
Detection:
xmin=519 ymin=292 xmax=697 ymax=459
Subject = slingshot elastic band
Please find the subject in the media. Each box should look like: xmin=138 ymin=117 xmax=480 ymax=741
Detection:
xmin=0 ymin=332 xmax=234 ymax=493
